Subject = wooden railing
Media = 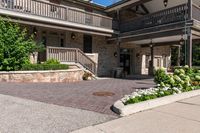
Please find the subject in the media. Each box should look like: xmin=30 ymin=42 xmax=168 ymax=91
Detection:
xmin=0 ymin=0 xmax=112 ymax=29
xmin=120 ymin=4 xmax=189 ymax=33
xmin=46 ymin=46 xmax=97 ymax=74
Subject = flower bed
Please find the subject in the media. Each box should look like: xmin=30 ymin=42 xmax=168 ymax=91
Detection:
xmin=122 ymin=66 xmax=200 ymax=105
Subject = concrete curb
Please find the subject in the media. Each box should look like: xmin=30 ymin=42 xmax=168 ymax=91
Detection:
xmin=113 ymin=89 xmax=200 ymax=116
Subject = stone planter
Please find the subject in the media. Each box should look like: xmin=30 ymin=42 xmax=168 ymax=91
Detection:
xmin=0 ymin=69 xmax=84 ymax=83
xmin=113 ymin=89 xmax=200 ymax=116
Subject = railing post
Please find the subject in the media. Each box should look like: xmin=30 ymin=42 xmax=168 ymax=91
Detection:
xmin=65 ymin=7 xmax=68 ymax=21
xmin=46 ymin=47 xmax=49 ymax=60
xmin=75 ymin=49 xmax=78 ymax=63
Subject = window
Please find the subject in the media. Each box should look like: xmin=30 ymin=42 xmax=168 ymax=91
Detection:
xmin=163 ymin=56 xmax=167 ymax=68
xmin=145 ymin=55 xmax=151 ymax=68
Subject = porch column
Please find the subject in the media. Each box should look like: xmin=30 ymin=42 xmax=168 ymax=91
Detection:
xmin=117 ymin=41 xmax=121 ymax=67
xmin=186 ymin=0 xmax=193 ymax=67
xmin=149 ymin=44 xmax=154 ymax=75
xmin=186 ymin=28 xmax=193 ymax=67
xmin=177 ymin=45 xmax=181 ymax=66
xmin=117 ymin=9 xmax=121 ymax=67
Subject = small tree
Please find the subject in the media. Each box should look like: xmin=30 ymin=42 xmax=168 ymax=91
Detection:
xmin=0 ymin=17 xmax=42 ymax=71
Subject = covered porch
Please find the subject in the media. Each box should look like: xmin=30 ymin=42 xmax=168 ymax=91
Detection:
xmin=26 ymin=25 xmax=117 ymax=76
xmin=109 ymin=0 xmax=200 ymax=75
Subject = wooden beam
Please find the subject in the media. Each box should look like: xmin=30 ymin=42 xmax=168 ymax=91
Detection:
xmin=149 ymin=44 xmax=154 ymax=75
xmin=120 ymin=0 xmax=152 ymax=11
xmin=9 ymin=18 xmax=112 ymax=37
xmin=186 ymin=27 xmax=193 ymax=67
xmin=127 ymin=8 xmax=147 ymax=15
xmin=140 ymin=39 xmax=200 ymax=47
xmin=120 ymin=29 xmax=184 ymax=43
xmin=140 ymin=4 xmax=149 ymax=14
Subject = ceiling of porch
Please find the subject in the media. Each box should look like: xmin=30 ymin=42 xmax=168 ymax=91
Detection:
xmin=125 ymin=34 xmax=200 ymax=45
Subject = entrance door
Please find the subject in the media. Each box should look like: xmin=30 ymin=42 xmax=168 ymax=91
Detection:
xmin=83 ymin=35 xmax=92 ymax=53
xmin=120 ymin=49 xmax=131 ymax=75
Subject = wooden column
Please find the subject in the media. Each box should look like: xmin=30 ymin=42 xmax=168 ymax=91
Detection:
xmin=186 ymin=28 xmax=193 ymax=67
xmin=149 ymin=44 xmax=154 ymax=75
xmin=117 ymin=41 xmax=121 ymax=67
xmin=177 ymin=45 xmax=181 ymax=66
xmin=188 ymin=0 xmax=192 ymax=19
xmin=117 ymin=9 xmax=121 ymax=67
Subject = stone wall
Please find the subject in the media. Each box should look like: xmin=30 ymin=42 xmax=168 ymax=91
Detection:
xmin=64 ymin=32 xmax=117 ymax=76
xmin=134 ymin=45 xmax=171 ymax=75
xmin=0 ymin=69 xmax=84 ymax=83
xmin=121 ymin=44 xmax=171 ymax=75
xmin=92 ymin=35 xmax=118 ymax=76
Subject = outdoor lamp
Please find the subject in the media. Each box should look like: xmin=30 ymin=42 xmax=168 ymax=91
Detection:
xmin=33 ymin=27 xmax=38 ymax=36
xmin=179 ymin=37 xmax=185 ymax=45
xmin=163 ymin=0 xmax=168 ymax=7
xmin=114 ymin=52 xmax=118 ymax=57
xmin=71 ymin=33 xmax=76 ymax=40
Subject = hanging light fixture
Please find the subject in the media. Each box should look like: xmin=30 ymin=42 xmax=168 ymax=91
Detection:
xmin=33 ymin=27 xmax=38 ymax=36
xmin=179 ymin=37 xmax=184 ymax=45
xmin=163 ymin=0 xmax=168 ymax=7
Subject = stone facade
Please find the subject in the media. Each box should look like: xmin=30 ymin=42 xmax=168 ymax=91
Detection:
xmin=0 ymin=69 xmax=84 ymax=83
xmin=35 ymin=27 xmax=117 ymax=76
xmin=121 ymin=44 xmax=171 ymax=75
xmin=64 ymin=31 xmax=118 ymax=76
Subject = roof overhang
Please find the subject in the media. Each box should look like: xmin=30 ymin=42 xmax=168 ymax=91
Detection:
xmin=105 ymin=0 xmax=151 ymax=12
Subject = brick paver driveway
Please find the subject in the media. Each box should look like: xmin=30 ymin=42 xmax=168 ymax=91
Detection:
xmin=0 ymin=78 xmax=154 ymax=115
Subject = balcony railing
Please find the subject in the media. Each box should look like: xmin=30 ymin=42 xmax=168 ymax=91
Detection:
xmin=120 ymin=4 xmax=189 ymax=33
xmin=0 ymin=0 xmax=112 ymax=29
xmin=46 ymin=47 xmax=97 ymax=74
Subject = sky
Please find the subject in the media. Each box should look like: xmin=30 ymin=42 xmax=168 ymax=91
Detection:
xmin=92 ymin=0 xmax=120 ymax=6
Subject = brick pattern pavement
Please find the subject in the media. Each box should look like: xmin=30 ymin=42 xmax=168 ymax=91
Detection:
xmin=0 ymin=79 xmax=154 ymax=115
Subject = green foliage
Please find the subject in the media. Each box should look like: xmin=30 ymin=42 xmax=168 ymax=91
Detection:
xmin=44 ymin=59 xmax=60 ymax=65
xmin=21 ymin=64 xmax=69 ymax=71
xmin=193 ymin=43 xmax=200 ymax=66
xmin=125 ymin=67 xmax=200 ymax=105
xmin=0 ymin=17 xmax=43 ymax=71
xmin=154 ymin=68 xmax=169 ymax=84
xmin=155 ymin=66 xmax=200 ymax=91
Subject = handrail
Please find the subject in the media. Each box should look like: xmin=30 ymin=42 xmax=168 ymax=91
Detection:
xmin=0 ymin=0 xmax=112 ymax=29
xmin=120 ymin=4 xmax=188 ymax=33
xmin=46 ymin=46 xmax=97 ymax=74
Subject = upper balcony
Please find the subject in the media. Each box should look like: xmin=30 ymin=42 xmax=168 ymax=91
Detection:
xmin=0 ymin=0 xmax=113 ymax=35
xmin=116 ymin=1 xmax=200 ymax=39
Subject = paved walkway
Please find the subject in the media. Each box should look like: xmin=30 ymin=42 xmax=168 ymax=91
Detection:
xmin=0 ymin=78 xmax=154 ymax=115
xmin=72 ymin=95 xmax=200 ymax=133
xmin=0 ymin=94 xmax=115 ymax=133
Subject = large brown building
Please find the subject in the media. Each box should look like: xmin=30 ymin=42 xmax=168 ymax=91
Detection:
xmin=0 ymin=0 xmax=199 ymax=76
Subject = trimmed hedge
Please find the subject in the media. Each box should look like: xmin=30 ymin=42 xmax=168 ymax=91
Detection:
xmin=21 ymin=64 xmax=69 ymax=71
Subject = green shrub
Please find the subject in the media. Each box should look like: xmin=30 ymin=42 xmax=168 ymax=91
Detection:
xmin=0 ymin=17 xmax=43 ymax=71
xmin=154 ymin=68 xmax=170 ymax=85
xmin=44 ymin=59 xmax=60 ymax=65
xmin=21 ymin=64 xmax=69 ymax=71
